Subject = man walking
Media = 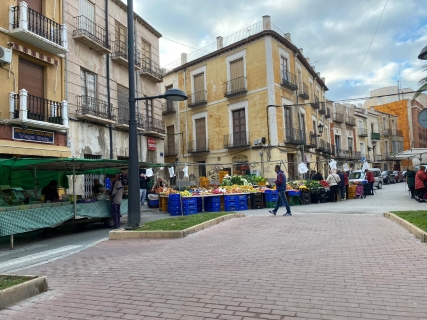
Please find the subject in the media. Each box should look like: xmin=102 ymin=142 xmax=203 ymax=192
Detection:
xmin=269 ymin=165 xmax=292 ymax=216
xmin=337 ymin=170 xmax=345 ymax=200
xmin=109 ymin=174 xmax=123 ymax=229
xmin=139 ymin=169 xmax=148 ymax=205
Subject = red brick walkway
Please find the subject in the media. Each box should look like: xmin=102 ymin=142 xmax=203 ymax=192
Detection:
xmin=2 ymin=214 xmax=427 ymax=319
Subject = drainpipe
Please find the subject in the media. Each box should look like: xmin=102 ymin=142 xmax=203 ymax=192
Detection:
xmin=105 ymin=0 xmax=113 ymax=159
xmin=63 ymin=0 xmax=70 ymax=152
xmin=294 ymin=52 xmax=304 ymax=178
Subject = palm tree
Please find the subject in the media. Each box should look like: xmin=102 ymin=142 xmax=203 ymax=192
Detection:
xmin=414 ymin=65 xmax=427 ymax=99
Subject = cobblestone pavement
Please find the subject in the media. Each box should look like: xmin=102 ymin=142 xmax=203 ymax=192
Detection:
xmin=2 ymin=213 xmax=427 ymax=320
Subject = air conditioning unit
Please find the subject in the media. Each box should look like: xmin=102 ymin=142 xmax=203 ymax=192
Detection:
xmin=0 ymin=46 xmax=12 ymax=66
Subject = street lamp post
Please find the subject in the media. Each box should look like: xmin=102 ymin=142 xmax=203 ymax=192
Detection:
xmin=126 ymin=0 xmax=187 ymax=229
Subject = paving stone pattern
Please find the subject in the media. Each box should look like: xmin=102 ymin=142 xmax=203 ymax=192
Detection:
xmin=2 ymin=214 xmax=427 ymax=319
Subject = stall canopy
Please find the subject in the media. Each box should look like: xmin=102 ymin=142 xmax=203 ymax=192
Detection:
xmin=393 ymin=148 xmax=427 ymax=159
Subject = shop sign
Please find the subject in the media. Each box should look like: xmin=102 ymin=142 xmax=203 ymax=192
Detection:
xmin=147 ymin=137 xmax=156 ymax=150
xmin=12 ymin=127 xmax=54 ymax=144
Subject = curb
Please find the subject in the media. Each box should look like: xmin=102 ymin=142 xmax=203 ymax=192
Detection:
xmin=0 ymin=275 xmax=48 ymax=310
xmin=109 ymin=213 xmax=245 ymax=240
xmin=384 ymin=212 xmax=427 ymax=243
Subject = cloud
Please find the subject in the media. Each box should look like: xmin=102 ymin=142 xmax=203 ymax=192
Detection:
xmin=132 ymin=0 xmax=427 ymax=102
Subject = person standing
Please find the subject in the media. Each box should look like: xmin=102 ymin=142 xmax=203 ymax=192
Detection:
xmin=41 ymin=180 xmax=59 ymax=202
xmin=139 ymin=169 xmax=148 ymax=205
xmin=337 ymin=170 xmax=345 ymax=201
xmin=415 ymin=166 xmax=427 ymax=202
xmin=326 ymin=170 xmax=340 ymax=202
xmin=312 ymin=171 xmax=324 ymax=181
xmin=406 ymin=168 xmax=416 ymax=199
xmin=365 ymin=169 xmax=375 ymax=195
xmin=269 ymin=165 xmax=292 ymax=216
xmin=109 ymin=174 xmax=123 ymax=228
xmin=344 ymin=171 xmax=349 ymax=199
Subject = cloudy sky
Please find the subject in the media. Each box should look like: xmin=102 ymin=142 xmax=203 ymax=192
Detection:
xmin=133 ymin=0 xmax=427 ymax=103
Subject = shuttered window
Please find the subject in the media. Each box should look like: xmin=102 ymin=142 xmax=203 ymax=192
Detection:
xmin=147 ymin=150 xmax=157 ymax=163
xmin=232 ymin=108 xmax=246 ymax=146
xmin=281 ymin=57 xmax=288 ymax=80
xmin=230 ymin=58 xmax=244 ymax=92
xmin=80 ymin=69 xmax=96 ymax=98
xmin=193 ymin=73 xmax=204 ymax=103
xmin=167 ymin=125 xmax=175 ymax=155
xmin=79 ymin=0 xmax=95 ymax=34
xmin=117 ymin=85 xmax=129 ymax=123
xmin=145 ymin=98 xmax=153 ymax=128
xmin=115 ymin=22 xmax=127 ymax=55
xmin=23 ymin=0 xmax=42 ymax=13
xmin=19 ymin=59 xmax=44 ymax=98
xmin=284 ymin=107 xmax=292 ymax=139
xmin=195 ymin=118 xmax=206 ymax=150
xmin=141 ymin=38 xmax=151 ymax=65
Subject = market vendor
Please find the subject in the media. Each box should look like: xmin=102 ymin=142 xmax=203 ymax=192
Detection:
xmin=92 ymin=179 xmax=103 ymax=195
xmin=41 ymin=180 xmax=59 ymax=202
xmin=152 ymin=177 xmax=164 ymax=191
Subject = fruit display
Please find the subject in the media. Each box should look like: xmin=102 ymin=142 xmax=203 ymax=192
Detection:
xmin=179 ymin=190 xmax=192 ymax=197
xmin=159 ymin=188 xmax=178 ymax=195
xmin=320 ymin=180 xmax=329 ymax=188
xmin=199 ymin=176 xmax=210 ymax=188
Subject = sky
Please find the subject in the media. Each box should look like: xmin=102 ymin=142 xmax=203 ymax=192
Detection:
xmin=132 ymin=0 xmax=427 ymax=103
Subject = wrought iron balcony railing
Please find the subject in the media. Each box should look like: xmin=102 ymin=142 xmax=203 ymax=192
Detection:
xmin=358 ymin=128 xmax=368 ymax=137
xmin=345 ymin=115 xmax=356 ymax=126
xmin=188 ymin=90 xmax=208 ymax=108
xmin=305 ymin=132 xmax=317 ymax=148
xmin=281 ymin=71 xmax=298 ymax=91
xmin=223 ymin=131 xmax=251 ymax=148
xmin=224 ymin=76 xmax=247 ymax=97
xmin=298 ymin=82 xmax=309 ymax=99
xmin=382 ymin=128 xmax=391 ymax=136
xmin=325 ymin=108 xmax=331 ymax=118
xmin=333 ymin=112 xmax=345 ymax=123
xmin=73 ymin=15 xmax=111 ymax=51
xmin=111 ymin=40 xmax=142 ymax=68
xmin=319 ymin=102 xmax=326 ymax=115
xmin=391 ymin=130 xmax=403 ymax=137
xmin=140 ymin=58 xmax=164 ymax=82
xmin=316 ymin=139 xmax=327 ymax=152
xmin=116 ymin=109 xmax=144 ymax=130
xmin=76 ymin=95 xmax=116 ymax=122
xmin=374 ymin=154 xmax=383 ymax=162
xmin=162 ymin=101 xmax=176 ymax=115
xmin=285 ymin=129 xmax=305 ymax=145
xmin=188 ymin=139 xmax=209 ymax=153
xmin=12 ymin=92 xmax=64 ymax=125
xmin=146 ymin=117 xmax=165 ymax=134
xmin=310 ymin=95 xmax=320 ymax=109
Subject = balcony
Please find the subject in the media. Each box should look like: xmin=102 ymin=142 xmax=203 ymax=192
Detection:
xmin=188 ymin=139 xmax=209 ymax=153
xmin=333 ymin=112 xmax=345 ymax=123
xmin=224 ymin=77 xmax=247 ymax=98
xmin=223 ymin=131 xmax=251 ymax=148
xmin=310 ymin=95 xmax=320 ymax=109
xmin=391 ymin=130 xmax=403 ymax=137
xmin=188 ymin=90 xmax=208 ymax=108
xmin=281 ymin=71 xmax=298 ymax=91
xmin=140 ymin=58 xmax=164 ymax=83
xmin=305 ymin=132 xmax=317 ymax=148
xmin=9 ymin=90 xmax=68 ymax=131
xmin=162 ymin=101 xmax=176 ymax=115
xmin=285 ymin=129 xmax=305 ymax=145
xmin=111 ymin=40 xmax=141 ymax=69
xmin=385 ymin=152 xmax=396 ymax=160
xmin=371 ymin=132 xmax=381 ymax=141
xmin=72 ymin=16 xmax=111 ymax=54
xmin=358 ymin=128 xmax=368 ymax=137
xmin=325 ymin=142 xmax=332 ymax=154
xmin=345 ymin=115 xmax=356 ymax=126
xmin=165 ymin=134 xmax=179 ymax=156
xmin=332 ymin=147 xmax=349 ymax=159
xmin=382 ymin=128 xmax=391 ymax=136
xmin=352 ymin=151 xmax=362 ymax=160
xmin=76 ymin=95 xmax=116 ymax=125
xmin=298 ymin=83 xmax=309 ymax=100
xmin=316 ymin=139 xmax=327 ymax=152
xmin=115 ymin=109 xmax=144 ymax=131
xmin=9 ymin=2 xmax=68 ymax=55
xmin=145 ymin=117 xmax=165 ymax=137
xmin=325 ymin=108 xmax=331 ymax=118
xmin=373 ymin=154 xmax=383 ymax=162
xmin=319 ymin=102 xmax=326 ymax=115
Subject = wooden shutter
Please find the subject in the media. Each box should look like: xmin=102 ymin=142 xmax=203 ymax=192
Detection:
xmin=141 ymin=38 xmax=151 ymax=65
xmin=80 ymin=70 xmax=96 ymax=98
xmin=232 ymin=108 xmax=246 ymax=145
xmin=230 ymin=58 xmax=244 ymax=92
xmin=23 ymin=0 xmax=42 ymax=13
xmin=193 ymin=73 xmax=204 ymax=102
xmin=195 ymin=118 xmax=206 ymax=150
xmin=284 ymin=107 xmax=292 ymax=138
xmin=79 ymin=0 xmax=95 ymax=33
xmin=115 ymin=22 xmax=127 ymax=55
xmin=117 ymin=85 xmax=129 ymax=122
xmin=19 ymin=59 xmax=44 ymax=98
xmin=167 ymin=125 xmax=175 ymax=154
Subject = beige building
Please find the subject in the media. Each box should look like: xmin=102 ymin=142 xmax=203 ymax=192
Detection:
xmin=65 ymin=0 xmax=165 ymax=194
xmin=0 ymin=0 xmax=70 ymax=158
xmin=162 ymin=16 xmax=331 ymax=182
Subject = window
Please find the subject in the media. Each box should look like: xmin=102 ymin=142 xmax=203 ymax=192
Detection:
xmin=360 ymin=142 xmax=365 ymax=156
xmin=84 ymin=154 xmax=102 ymax=198
xmin=232 ymin=108 xmax=247 ymax=146
xmin=358 ymin=120 xmax=363 ymax=129
xmin=348 ymin=137 xmax=353 ymax=151
xmin=81 ymin=69 xmax=96 ymax=98
xmin=391 ymin=119 xmax=395 ymax=134
xmin=79 ymin=0 xmax=95 ymax=34
xmin=115 ymin=21 xmax=127 ymax=55
xmin=199 ymin=161 xmax=206 ymax=177
xmin=281 ymin=56 xmax=288 ymax=80
xmin=300 ymin=114 xmax=306 ymax=138
xmin=166 ymin=125 xmax=176 ymax=155
xmin=298 ymin=70 xmax=302 ymax=88
xmin=312 ymin=120 xmax=316 ymax=135
xmin=195 ymin=117 xmax=207 ymax=150
xmin=141 ymin=38 xmax=151 ymax=66
xmin=19 ymin=59 xmax=44 ymax=98
xmin=284 ymin=107 xmax=292 ymax=139
xmin=193 ymin=73 xmax=205 ymax=103
xmin=147 ymin=150 xmax=156 ymax=163
xmin=335 ymin=135 xmax=341 ymax=152
xmin=385 ymin=141 xmax=389 ymax=153
xmin=165 ymin=85 xmax=173 ymax=109
xmin=117 ymin=85 xmax=129 ymax=123
xmin=145 ymin=97 xmax=153 ymax=128
xmin=230 ymin=58 xmax=244 ymax=92
xmin=371 ymin=123 xmax=375 ymax=133
xmin=26 ymin=0 xmax=42 ymax=13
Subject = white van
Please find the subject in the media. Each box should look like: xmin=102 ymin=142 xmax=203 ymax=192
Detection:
xmin=349 ymin=168 xmax=383 ymax=189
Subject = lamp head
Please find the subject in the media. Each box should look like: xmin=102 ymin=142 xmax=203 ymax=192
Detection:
xmin=163 ymin=88 xmax=188 ymax=101
xmin=419 ymin=45 xmax=427 ymax=60
xmin=316 ymin=123 xmax=324 ymax=137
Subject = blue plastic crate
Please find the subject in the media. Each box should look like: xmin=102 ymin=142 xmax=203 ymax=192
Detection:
xmin=224 ymin=205 xmax=238 ymax=212
xmin=238 ymin=205 xmax=248 ymax=211
xmin=169 ymin=209 xmax=181 ymax=216
xmin=287 ymin=190 xmax=301 ymax=196
xmin=238 ymin=195 xmax=247 ymax=201
xmin=224 ymin=195 xmax=239 ymax=202
xmin=204 ymin=202 xmax=220 ymax=210
xmin=183 ymin=207 xmax=197 ymax=215
xmin=168 ymin=204 xmax=181 ymax=211
xmin=168 ymin=194 xmax=181 ymax=200
xmin=265 ymin=190 xmax=278 ymax=195
xmin=205 ymin=206 xmax=221 ymax=212
xmin=265 ymin=194 xmax=278 ymax=202
xmin=182 ymin=198 xmax=196 ymax=205
xmin=205 ymin=196 xmax=221 ymax=204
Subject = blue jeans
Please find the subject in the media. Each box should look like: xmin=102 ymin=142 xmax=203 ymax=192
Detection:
xmin=273 ymin=190 xmax=291 ymax=214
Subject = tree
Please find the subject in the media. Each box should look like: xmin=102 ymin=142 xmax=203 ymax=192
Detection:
xmin=414 ymin=65 xmax=427 ymax=99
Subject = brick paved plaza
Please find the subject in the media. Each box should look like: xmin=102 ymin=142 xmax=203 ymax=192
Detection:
xmin=2 ymin=213 xmax=427 ymax=319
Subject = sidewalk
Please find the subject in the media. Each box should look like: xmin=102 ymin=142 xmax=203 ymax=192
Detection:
xmin=2 ymin=212 xmax=427 ymax=319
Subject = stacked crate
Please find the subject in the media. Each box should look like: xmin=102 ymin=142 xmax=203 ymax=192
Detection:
xmin=168 ymin=194 xmax=181 ymax=216
xmin=182 ymin=198 xmax=197 ymax=215
xmin=265 ymin=190 xmax=278 ymax=208
xmin=160 ymin=196 xmax=168 ymax=212
xmin=224 ymin=194 xmax=248 ymax=211
xmin=204 ymin=196 xmax=221 ymax=212
xmin=347 ymin=185 xmax=356 ymax=199
xmin=196 ymin=197 xmax=203 ymax=212
xmin=301 ymin=190 xmax=311 ymax=205
xmin=249 ymin=193 xmax=264 ymax=209
xmin=237 ymin=195 xmax=248 ymax=210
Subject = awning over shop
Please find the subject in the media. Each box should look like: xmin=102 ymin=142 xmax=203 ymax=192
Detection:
xmin=0 ymin=140 xmax=71 ymax=158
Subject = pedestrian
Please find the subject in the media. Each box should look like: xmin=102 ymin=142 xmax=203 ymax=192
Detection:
xmin=108 ymin=174 xmax=123 ymax=228
xmin=415 ymin=166 xmax=427 ymax=202
xmin=406 ymin=167 xmax=416 ymax=199
xmin=344 ymin=171 xmax=349 ymax=199
xmin=337 ymin=170 xmax=345 ymax=201
xmin=269 ymin=165 xmax=292 ymax=216
xmin=312 ymin=171 xmax=324 ymax=181
xmin=152 ymin=176 xmax=164 ymax=191
xmin=139 ymin=169 xmax=148 ymax=205
xmin=326 ymin=170 xmax=340 ymax=202
xmin=310 ymin=170 xmax=316 ymax=180
xmin=41 ymin=180 xmax=59 ymax=202
xmin=365 ymin=169 xmax=375 ymax=195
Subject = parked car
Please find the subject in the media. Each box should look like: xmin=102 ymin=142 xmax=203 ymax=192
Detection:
xmin=393 ymin=171 xmax=404 ymax=183
xmin=349 ymin=168 xmax=383 ymax=189
xmin=402 ymin=171 xmax=407 ymax=182
xmin=381 ymin=170 xmax=396 ymax=184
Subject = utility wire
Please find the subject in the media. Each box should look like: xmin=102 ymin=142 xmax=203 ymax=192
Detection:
xmin=348 ymin=0 xmax=388 ymax=81
xmin=161 ymin=36 xmax=210 ymax=53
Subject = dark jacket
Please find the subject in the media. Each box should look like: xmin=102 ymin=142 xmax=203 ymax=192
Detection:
xmin=41 ymin=185 xmax=59 ymax=202
xmin=312 ymin=173 xmax=323 ymax=181
xmin=337 ymin=172 xmax=344 ymax=187
xmin=275 ymin=170 xmax=287 ymax=191
xmin=406 ymin=170 xmax=416 ymax=188
xmin=139 ymin=175 xmax=148 ymax=189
